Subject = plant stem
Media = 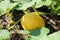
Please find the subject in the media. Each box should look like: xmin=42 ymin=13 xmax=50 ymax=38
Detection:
xmin=8 ymin=18 xmax=21 ymax=30
xmin=7 ymin=1 xmax=30 ymax=30
xmin=8 ymin=10 xmax=28 ymax=30
xmin=32 ymin=5 xmax=39 ymax=15
xmin=23 ymin=10 xmax=28 ymax=14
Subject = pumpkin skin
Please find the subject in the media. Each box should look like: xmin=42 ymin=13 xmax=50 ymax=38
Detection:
xmin=21 ymin=12 xmax=45 ymax=30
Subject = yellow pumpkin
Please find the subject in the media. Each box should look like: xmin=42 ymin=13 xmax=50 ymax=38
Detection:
xmin=21 ymin=12 xmax=45 ymax=30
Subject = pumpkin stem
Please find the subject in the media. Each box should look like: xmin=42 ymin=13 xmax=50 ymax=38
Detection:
xmin=32 ymin=5 xmax=40 ymax=15
xmin=23 ymin=10 xmax=28 ymax=14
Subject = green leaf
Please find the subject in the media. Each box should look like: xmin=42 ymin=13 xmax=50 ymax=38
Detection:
xmin=39 ymin=31 xmax=60 ymax=40
xmin=49 ymin=0 xmax=60 ymax=15
xmin=29 ymin=27 xmax=49 ymax=40
xmin=20 ymin=27 xmax=60 ymax=40
xmin=0 ymin=0 xmax=17 ymax=16
xmin=48 ymin=31 xmax=60 ymax=40
xmin=0 ymin=29 xmax=10 ymax=40
xmin=25 ymin=27 xmax=60 ymax=40
xmin=56 ymin=6 xmax=60 ymax=15
xmin=25 ymin=27 xmax=49 ymax=40
xmin=35 ymin=0 xmax=52 ymax=8
xmin=19 ymin=27 xmax=49 ymax=40
xmin=29 ymin=27 xmax=49 ymax=36
xmin=15 ymin=0 xmax=35 ymax=10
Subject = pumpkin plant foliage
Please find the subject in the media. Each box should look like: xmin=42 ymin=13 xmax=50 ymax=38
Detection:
xmin=0 ymin=0 xmax=60 ymax=16
xmin=0 ymin=29 xmax=10 ymax=40
xmin=20 ymin=27 xmax=60 ymax=40
xmin=0 ymin=0 xmax=17 ymax=16
xmin=49 ymin=0 xmax=60 ymax=15
xmin=0 ymin=0 xmax=60 ymax=40
xmin=13 ymin=0 xmax=52 ymax=10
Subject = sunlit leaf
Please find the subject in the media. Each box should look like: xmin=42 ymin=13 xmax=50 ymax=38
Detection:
xmin=15 ymin=0 xmax=35 ymax=10
xmin=48 ymin=31 xmax=60 ymax=40
xmin=0 ymin=29 xmax=10 ymax=40
xmin=23 ymin=27 xmax=49 ymax=40
xmin=0 ymin=0 xmax=17 ymax=16
xmin=35 ymin=0 xmax=52 ymax=8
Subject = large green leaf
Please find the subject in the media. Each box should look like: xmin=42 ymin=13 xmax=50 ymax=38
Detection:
xmin=20 ymin=27 xmax=49 ymax=40
xmin=0 ymin=29 xmax=10 ymax=40
xmin=48 ymin=31 xmax=60 ymax=40
xmin=29 ymin=27 xmax=49 ymax=36
xmin=35 ymin=0 xmax=52 ymax=8
xmin=14 ymin=0 xmax=52 ymax=10
xmin=20 ymin=27 xmax=60 ymax=40
xmin=14 ymin=0 xmax=35 ymax=10
xmin=0 ymin=0 xmax=17 ymax=16
xmin=27 ymin=27 xmax=49 ymax=40
xmin=26 ymin=30 xmax=60 ymax=40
